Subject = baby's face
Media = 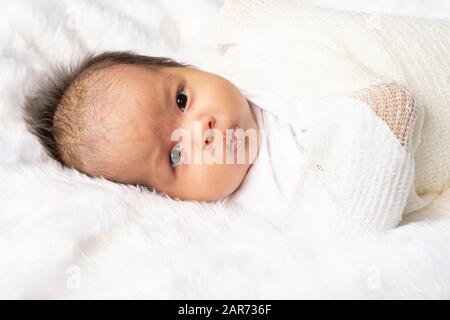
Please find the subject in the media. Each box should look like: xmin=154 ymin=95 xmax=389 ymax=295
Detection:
xmin=96 ymin=64 xmax=259 ymax=201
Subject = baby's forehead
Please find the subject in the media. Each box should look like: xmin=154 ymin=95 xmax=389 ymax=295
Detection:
xmin=77 ymin=63 xmax=165 ymax=97
xmin=105 ymin=63 xmax=167 ymax=85
xmin=77 ymin=64 xmax=159 ymax=112
xmin=102 ymin=64 xmax=169 ymax=107
xmin=88 ymin=64 xmax=170 ymax=138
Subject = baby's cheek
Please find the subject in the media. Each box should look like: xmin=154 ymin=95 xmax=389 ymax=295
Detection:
xmin=205 ymin=163 xmax=249 ymax=199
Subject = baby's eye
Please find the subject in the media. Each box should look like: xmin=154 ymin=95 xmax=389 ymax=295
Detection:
xmin=170 ymin=144 xmax=182 ymax=168
xmin=176 ymin=90 xmax=188 ymax=112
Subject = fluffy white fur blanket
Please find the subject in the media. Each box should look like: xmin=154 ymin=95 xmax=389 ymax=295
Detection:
xmin=1 ymin=0 xmax=450 ymax=299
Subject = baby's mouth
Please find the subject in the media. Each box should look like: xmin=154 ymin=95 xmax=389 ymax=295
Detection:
xmin=224 ymin=125 xmax=239 ymax=152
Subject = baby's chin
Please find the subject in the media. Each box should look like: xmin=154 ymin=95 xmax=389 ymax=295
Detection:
xmin=231 ymin=163 xmax=253 ymax=195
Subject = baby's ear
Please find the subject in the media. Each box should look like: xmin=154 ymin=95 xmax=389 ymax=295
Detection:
xmin=351 ymin=83 xmax=419 ymax=154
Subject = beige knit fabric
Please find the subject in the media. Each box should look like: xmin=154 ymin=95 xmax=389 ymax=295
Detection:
xmin=352 ymin=84 xmax=418 ymax=154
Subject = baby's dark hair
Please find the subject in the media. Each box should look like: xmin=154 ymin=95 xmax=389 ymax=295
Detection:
xmin=23 ymin=51 xmax=190 ymax=178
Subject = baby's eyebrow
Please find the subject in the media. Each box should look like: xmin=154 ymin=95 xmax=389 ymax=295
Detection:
xmin=163 ymin=72 xmax=176 ymax=109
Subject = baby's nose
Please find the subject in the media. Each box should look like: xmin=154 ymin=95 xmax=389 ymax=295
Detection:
xmin=201 ymin=115 xmax=215 ymax=149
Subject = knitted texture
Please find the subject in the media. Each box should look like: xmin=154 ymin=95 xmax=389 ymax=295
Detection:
xmin=317 ymin=84 xmax=422 ymax=236
xmin=273 ymin=92 xmax=420 ymax=237
xmin=351 ymin=84 xmax=418 ymax=154
xmin=347 ymin=11 xmax=450 ymax=196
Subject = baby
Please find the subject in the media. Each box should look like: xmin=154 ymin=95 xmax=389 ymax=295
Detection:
xmin=24 ymin=51 xmax=260 ymax=202
xmin=23 ymin=51 xmax=420 ymax=233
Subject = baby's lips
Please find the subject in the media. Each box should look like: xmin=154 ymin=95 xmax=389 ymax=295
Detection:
xmin=223 ymin=125 xmax=238 ymax=150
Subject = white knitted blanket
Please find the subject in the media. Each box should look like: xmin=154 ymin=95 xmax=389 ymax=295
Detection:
xmin=200 ymin=0 xmax=450 ymax=236
xmin=278 ymin=94 xmax=422 ymax=237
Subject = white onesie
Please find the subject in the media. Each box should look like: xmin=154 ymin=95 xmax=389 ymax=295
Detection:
xmin=224 ymin=89 xmax=306 ymax=224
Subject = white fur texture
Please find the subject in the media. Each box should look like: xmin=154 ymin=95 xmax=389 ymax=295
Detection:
xmin=1 ymin=0 xmax=450 ymax=299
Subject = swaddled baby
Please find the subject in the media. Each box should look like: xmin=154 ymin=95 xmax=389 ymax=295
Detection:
xmin=23 ymin=51 xmax=421 ymax=236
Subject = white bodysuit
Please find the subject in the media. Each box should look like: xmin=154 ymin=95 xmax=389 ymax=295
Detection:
xmin=225 ymin=89 xmax=307 ymax=225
